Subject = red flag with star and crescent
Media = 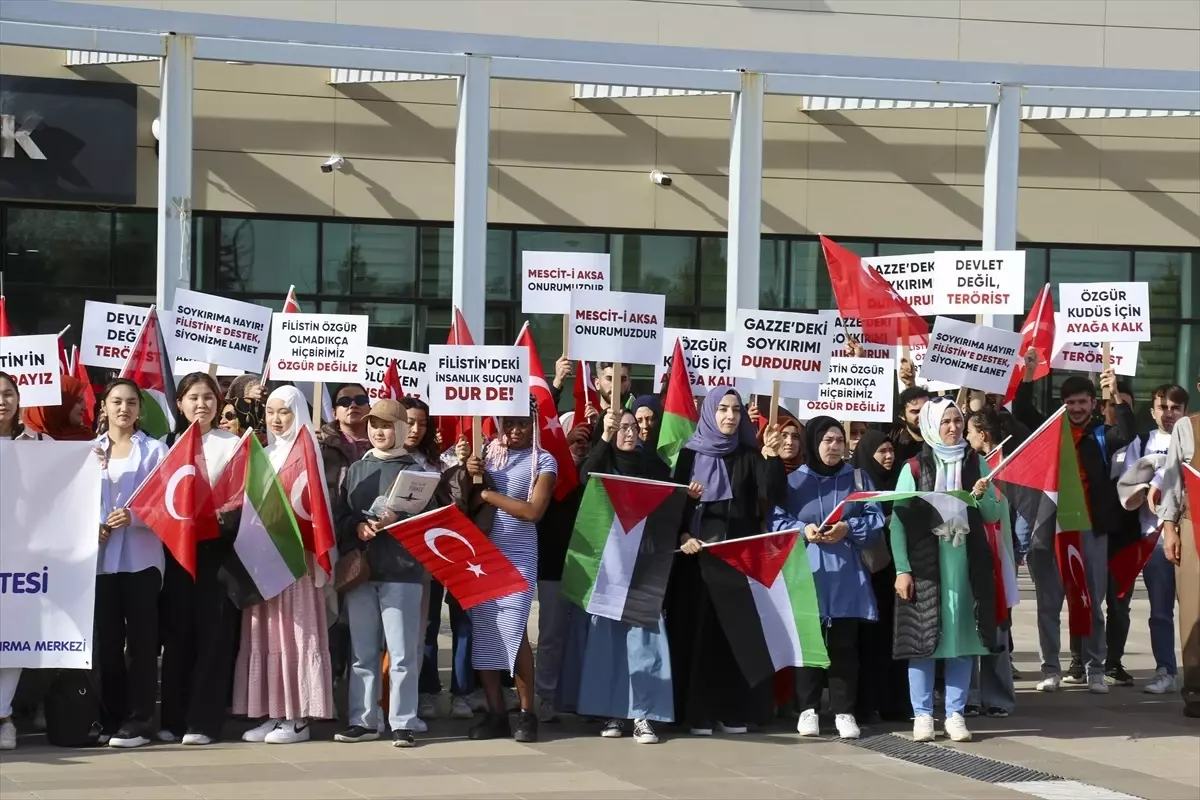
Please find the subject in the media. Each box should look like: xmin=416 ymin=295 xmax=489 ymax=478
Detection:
xmin=820 ymin=234 xmax=928 ymax=347
xmin=1003 ymin=283 xmax=1055 ymax=403
xmin=381 ymin=359 xmax=406 ymax=401
xmin=127 ymin=422 xmax=218 ymax=578
xmin=436 ymin=308 xmax=477 ymax=450
xmin=384 ymin=504 xmax=527 ymax=609
xmin=275 ymin=428 xmax=338 ymax=579
xmin=516 ymin=322 xmax=578 ymax=499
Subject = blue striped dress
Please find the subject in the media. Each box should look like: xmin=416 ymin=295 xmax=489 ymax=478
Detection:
xmin=470 ymin=447 xmax=557 ymax=672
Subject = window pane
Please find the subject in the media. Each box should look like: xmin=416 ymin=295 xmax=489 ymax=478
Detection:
xmin=609 ymin=234 xmax=695 ymax=304
xmin=319 ymin=301 xmax=416 ymax=351
xmin=790 ymin=239 xmax=866 ymax=311
xmin=199 ymin=217 xmax=318 ymax=295
xmin=1049 ymin=249 xmax=1131 ymax=305
xmin=697 ymin=238 xmax=785 ymax=309
xmin=516 ymin=230 xmax=605 ymax=255
xmin=423 ymin=307 xmax=509 ymax=350
xmin=419 ymin=228 xmax=513 ymax=301
xmin=1136 ymin=251 xmax=1196 ymax=320
xmin=1019 ymin=247 xmax=1048 ymax=309
xmin=876 ymin=242 xmax=952 ymax=257
xmin=322 ymin=223 xmax=416 ymax=297
xmin=4 ymin=208 xmax=110 ymax=287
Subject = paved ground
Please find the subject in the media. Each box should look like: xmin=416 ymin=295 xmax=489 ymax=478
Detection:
xmin=2 ymin=576 xmax=1197 ymax=800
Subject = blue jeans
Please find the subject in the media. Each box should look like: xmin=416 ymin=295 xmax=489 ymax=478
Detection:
xmin=968 ymin=627 xmax=1016 ymax=712
xmin=346 ymin=581 xmax=423 ymax=731
xmin=417 ymin=580 xmax=474 ymax=697
xmin=1143 ymin=540 xmax=1178 ymax=675
xmin=909 ymin=657 xmax=973 ymax=717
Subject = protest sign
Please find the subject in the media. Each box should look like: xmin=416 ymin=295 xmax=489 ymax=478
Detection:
xmin=0 ymin=334 xmax=62 ymax=407
xmin=732 ymin=309 xmax=835 ymax=384
xmin=567 ymin=290 xmax=665 ymax=366
xmin=653 ymin=328 xmax=736 ymax=396
xmin=900 ymin=342 xmax=959 ymax=393
xmin=918 ymin=317 xmax=1022 ymax=395
xmin=168 ymin=289 xmax=273 ymax=373
xmin=1059 ymin=282 xmax=1152 ymax=343
xmin=931 ymin=251 xmax=1025 ymax=315
xmin=80 ymin=301 xmax=150 ymax=370
xmin=365 ymin=347 xmax=429 ymax=400
xmin=266 ymin=313 xmax=369 ymax=383
xmin=522 ymin=252 xmax=611 ymax=314
xmin=862 ymin=253 xmax=937 ymax=314
xmin=427 ymin=345 xmax=530 ymax=417
xmin=0 ymin=440 xmax=101 ymax=668
xmin=174 ymin=360 xmax=242 ymax=377
xmin=798 ymin=357 xmax=893 ymax=423
xmin=737 ymin=377 xmax=821 ymax=402
xmin=820 ymin=312 xmax=896 ymax=360
xmin=1050 ymin=312 xmax=1139 ymax=376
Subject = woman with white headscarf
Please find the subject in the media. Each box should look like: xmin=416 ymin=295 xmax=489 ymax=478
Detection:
xmin=233 ymin=385 xmax=334 ymax=744
xmin=889 ymin=398 xmax=1001 ymax=745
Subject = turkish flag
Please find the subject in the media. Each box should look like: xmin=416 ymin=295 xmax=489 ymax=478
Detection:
xmin=572 ymin=361 xmax=600 ymax=427
xmin=128 ymin=422 xmax=218 ymax=578
xmin=384 ymin=504 xmax=528 ymax=609
xmin=276 ymin=428 xmax=338 ymax=578
xmin=381 ymin=359 xmax=406 ymax=401
xmin=73 ymin=357 xmax=97 ymax=428
xmin=1055 ymin=529 xmax=1093 ymax=638
xmin=0 ymin=296 xmax=10 ymax=336
xmin=820 ymin=235 xmax=928 ymax=346
xmin=516 ymin=323 xmax=578 ymax=499
xmin=1003 ymin=283 xmax=1055 ymax=403
xmin=436 ymin=308 xmax=477 ymax=450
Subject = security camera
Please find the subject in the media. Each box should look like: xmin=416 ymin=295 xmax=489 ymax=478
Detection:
xmin=650 ymin=169 xmax=673 ymax=187
xmin=321 ymin=155 xmax=346 ymax=173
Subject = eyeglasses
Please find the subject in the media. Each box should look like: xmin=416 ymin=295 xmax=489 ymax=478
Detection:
xmin=335 ymin=394 xmax=371 ymax=408
xmin=617 ymin=423 xmax=639 ymax=434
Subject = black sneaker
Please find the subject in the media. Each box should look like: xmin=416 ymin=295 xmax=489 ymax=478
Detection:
xmin=513 ymin=710 xmax=538 ymax=743
xmin=1061 ymin=658 xmax=1086 ymax=685
xmin=334 ymin=725 xmax=379 ymax=743
xmin=963 ymin=705 xmax=982 ymax=718
xmin=986 ymin=707 xmax=1011 ymax=719
xmin=109 ymin=721 xmax=152 ymax=749
xmin=468 ymin=712 xmax=511 ymax=741
xmin=391 ymin=729 xmax=415 ymax=748
xmin=1105 ymin=665 xmax=1135 ymax=687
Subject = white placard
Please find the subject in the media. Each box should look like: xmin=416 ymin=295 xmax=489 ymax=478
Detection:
xmin=1059 ymin=282 xmax=1152 ymax=343
xmin=1050 ymin=312 xmax=1139 ymax=376
xmin=797 ymin=357 xmax=894 ymax=423
xmin=653 ymin=328 xmax=736 ymax=396
xmin=174 ymin=360 xmax=243 ymax=378
xmin=931 ymin=251 xmax=1026 ymax=315
xmin=919 ymin=317 xmax=1023 ymax=395
xmin=567 ymin=290 xmax=665 ymax=366
xmin=900 ymin=343 xmax=960 ymax=394
xmin=521 ymin=251 xmax=611 ymax=314
xmin=427 ymin=345 xmax=530 ymax=417
xmin=732 ymin=309 xmax=836 ymax=384
xmin=0 ymin=334 xmax=62 ymax=407
xmin=737 ymin=378 xmax=822 ymax=402
xmin=168 ymin=288 xmax=273 ymax=373
xmin=267 ymin=313 xmax=369 ymax=383
xmin=80 ymin=301 xmax=150 ymax=370
xmin=820 ymin=312 xmax=897 ymax=360
xmin=364 ymin=347 xmax=430 ymax=400
xmin=0 ymin=440 xmax=101 ymax=668
xmin=861 ymin=253 xmax=937 ymax=315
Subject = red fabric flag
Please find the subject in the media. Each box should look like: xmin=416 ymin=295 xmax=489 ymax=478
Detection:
xmin=819 ymin=235 xmax=929 ymax=346
xmin=381 ymin=359 xmax=406 ymax=401
xmin=436 ymin=308 xmax=477 ymax=450
xmin=73 ymin=357 xmax=96 ymax=428
xmin=516 ymin=323 xmax=578 ymax=500
xmin=572 ymin=361 xmax=600 ymax=427
xmin=276 ymin=428 xmax=338 ymax=578
xmin=1186 ymin=465 xmax=1200 ymax=560
xmin=56 ymin=337 xmax=70 ymax=376
xmin=385 ymin=504 xmax=528 ymax=609
xmin=0 ymin=296 xmax=10 ymax=337
xmin=264 ymin=286 xmax=332 ymax=421
xmin=1003 ymin=283 xmax=1055 ymax=403
xmin=128 ymin=422 xmax=218 ymax=577
xmin=1109 ymin=528 xmax=1162 ymax=600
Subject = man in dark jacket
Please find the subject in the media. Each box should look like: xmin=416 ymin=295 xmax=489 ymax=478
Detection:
xmin=889 ymin=386 xmax=933 ymax=464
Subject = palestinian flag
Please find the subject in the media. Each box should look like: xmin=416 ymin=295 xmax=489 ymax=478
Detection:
xmin=657 ymin=338 xmax=699 ymax=470
xmin=212 ymin=432 xmax=307 ymax=608
xmin=701 ymin=531 xmax=830 ymax=687
xmin=120 ymin=307 xmax=176 ymax=439
xmin=561 ymin=473 xmax=689 ymax=629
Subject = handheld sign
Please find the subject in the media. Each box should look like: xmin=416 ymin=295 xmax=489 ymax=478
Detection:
xmin=1050 ymin=312 xmax=1139 ymax=376
xmin=918 ymin=317 xmax=1023 ymax=396
xmin=653 ymin=328 xmax=736 ymax=396
xmin=267 ymin=312 xmax=369 ymax=384
xmin=364 ymin=347 xmax=429 ymax=400
xmin=521 ymin=252 xmax=610 ymax=314
xmin=427 ymin=345 xmax=530 ymax=418
xmin=567 ymin=290 xmax=665 ymax=366
xmin=0 ymin=334 xmax=62 ymax=407
xmin=732 ymin=309 xmax=835 ymax=384
xmin=797 ymin=357 xmax=893 ymax=423
xmin=80 ymin=301 xmax=150 ymax=370
xmin=1059 ymin=283 xmax=1151 ymax=343
xmin=901 ymin=342 xmax=959 ymax=393
xmin=931 ymin=251 xmax=1025 ymax=315
xmin=168 ymin=288 xmax=273 ymax=374
xmin=861 ymin=253 xmax=937 ymax=315
xmin=820 ymin=313 xmax=896 ymax=360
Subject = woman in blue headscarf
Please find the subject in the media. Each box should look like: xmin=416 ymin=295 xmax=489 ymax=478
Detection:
xmin=665 ymin=388 xmax=786 ymax=736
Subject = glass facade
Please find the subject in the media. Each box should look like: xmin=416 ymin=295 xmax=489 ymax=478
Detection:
xmin=2 ymin=202 xmax=1196 ymax=416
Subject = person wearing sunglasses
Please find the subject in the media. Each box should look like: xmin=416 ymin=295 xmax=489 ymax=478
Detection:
xmin=316 ymin=384 xmax=373 ymax=503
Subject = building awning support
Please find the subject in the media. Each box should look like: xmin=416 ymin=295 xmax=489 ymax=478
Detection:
xmin=155 ymin=33 xmax=194 ymax=315
xmin=452 ymin=55 xmax=491 ymax=342
xmin=727 ymin=71 xmax=764 ymax=331
xmin=981 ymin=84 xmax=1022 ymax=331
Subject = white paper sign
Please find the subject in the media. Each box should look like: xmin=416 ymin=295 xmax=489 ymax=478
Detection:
xmin=797 ymin=357 xmax=894 ymax=423
xmin=654 ymin=328 xmax=737 ymax=396
xmin=0 ymin=335 xmax=62 ymax=407
xmin=732 ymin=309 xmax=835 ymax=384
xmin=567 ymin=290 xmax=665 ymax=367
xmin=521 ymin=251 xmax=611 ymax=314
xmin=1050 ymin=312 xmax=1139 ymax=376
xmin=1059 ymin=282 xmax=1152 ymax=343
xmin=0 ymin=440 xmax=101 ymax=668
xmin=383 ymin=471 xmax=442 ymax=515
xmin=80 ymin=301 xmax=150 ymax=370
xmin=267 ymin=313 xmax=369 ymax=383
xmin=427 ymin=345 xmax=530 ymax=417
xmin=901 ymin=343 xmax=960 ymax=394
xmin=820 ymin=312 xmax=897 ymax=360
xmin=167 ymin=288 xmax=273 ymax=373
xmin=174 ymin=360 xmax=243 ymax=377
xmin=931 ymin=251 xmax=1026 ymax=315
xmin=738 ymin=378 xmax=822 ymax=402
xmin=919 ymin=317 xmax=1023 ymax=395
xmin=862 ymin=253 xmax=937 ymax=314
xmin=364 ymin=347 xmax=430 ymax=400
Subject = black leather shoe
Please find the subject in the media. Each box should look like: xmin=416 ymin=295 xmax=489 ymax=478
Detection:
xmin=468 ymin=712 xmax=511 ymax=740
xmin=513 ymin=710 xmax=538 ymax=743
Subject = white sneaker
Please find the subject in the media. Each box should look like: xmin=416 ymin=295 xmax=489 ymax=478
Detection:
xmin=156 ymin=729 xmax=177 ymax=743
xmin=108 ymin=729 xmax=150 ymax=749
xmin=0 ymin=719 xmax=16 ymax=751
xmin=241 ymin=718 xmax=282 ymax=743
xmin=945 ymin=712 xmax=972 ymax=742
xmin=1144 ymin=669 xmax=1177 ymax=695
xmin=796 ymin=709 xmax=820 ymax=737
xmin=632 ymin=719 xmax=659 ymax=744
xmin=689 ymin=726 xmax=713 ymax=736
xmin=835 ymin=714 xmax=860 ymax=740
xmin=408 ymin=717 xmax=429 ymax=734
xmin=181 ymin=732 xmax=214 ymax=746
xmin=913 ymin=714 xmax=936 ymax=742
xmin=1088 ymin=674 xmax=1110 ymax=694
xmin=536 ymin=696 xmax=559 ymax=723
xmin=418 ymin=693 xmax=438 ymax=720
xmin=601 ymin=719 xmax=625 ymax=738
xmin=265 ymin=719 xmax=311 ymax=745
xmin=465 ymin=688 xmax=488 ymax=712
xmin=716 ymin=722 xmax=747 ymax=734
xmin=1036 ymin=674 xmax=1062 ymax=692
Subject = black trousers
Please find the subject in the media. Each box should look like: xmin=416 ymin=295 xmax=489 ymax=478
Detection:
xmin=795 ymin=618 xmax=860 ymax=716
xmin=94 ymin=568 xmax=161 ymax=732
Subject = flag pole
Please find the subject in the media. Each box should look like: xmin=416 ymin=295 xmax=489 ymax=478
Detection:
xmin=986 ymin=404 xmax=1067 ymax=483
xmin=57 ymin=324 xmax=71 ymax=338
xmin=675 ymin=527 xmax=804 ymax=553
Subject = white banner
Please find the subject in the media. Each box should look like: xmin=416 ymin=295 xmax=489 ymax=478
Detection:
xmin=427 ymin=345 xmax=530 ymax=417
xmin=0 ymin=334 xmax=62 ymax=407
xmin=80 ymin=301 xmax=149 ymax=370
xmin=919 ymin=317 xmax=1023 ymax=395
xmin=364 ymin=347 xmax=429 ymax=400
xmin=931 ymin=251 xmax=1026 ymax=315
xmin=1059 ymin=282 xmax=1152 ymax=343
xmin=174 ymin=360 xmax=243 ymax=378
xmin=1050 ymin=312 xmax=1139 ymax=376
xmin=738 ymin=377 xmax=822 ymax=402
xmin=521 ymin=251 xmax=610 ymax=314
xmin=732 ymin=309 xmax=835 ymax=383
xmin=267 ymin=313 xmax=369 ymax=383
xmin=567 ymin=290 xmax=665 ymax=366
xmin=901 ymin=343 xmax=960 ymax=394
xmin=653 ymin=328 xmax=736 ymax=396
xmin=168 ymin=288 xmax=273 ymax=373
xmin=797 ymin=357 xmax=894 ymax=423
xmin=820 ymin=312 xmax=897 ymax=360
xmin=0 ymin=441 xmax=101 ymax=668
xmin=861 ymin=253 xmax=937 ymax=315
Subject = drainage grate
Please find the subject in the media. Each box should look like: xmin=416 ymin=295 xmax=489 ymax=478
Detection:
xmin=850 ymin=733 xmax=1062 ymax=784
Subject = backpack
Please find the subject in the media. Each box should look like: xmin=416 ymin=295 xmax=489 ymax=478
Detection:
xmin=44 ymin=670 xmax=104 ymax=748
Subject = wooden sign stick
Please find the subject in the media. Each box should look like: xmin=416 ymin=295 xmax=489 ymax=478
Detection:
xmin=769 ymin=380 xmax=780 ymax=428
xmin=472 ymin=416 xmax=484 ymax=485
xmin=313 ymin=381 xmax=324 ymax=427
xmin=1101 ymin=343 xmax=1112 ymax=400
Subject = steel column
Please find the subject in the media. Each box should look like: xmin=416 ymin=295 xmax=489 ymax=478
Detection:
xmin=155 ymin=34 xmax=194 ymax=314
xmin=452 ymin=55 xmax=491 ymax=340
xmin=727 ymin=71 xmax=764 ymax=331
xmin=982 ymin=84 xmax=1021 ymax=330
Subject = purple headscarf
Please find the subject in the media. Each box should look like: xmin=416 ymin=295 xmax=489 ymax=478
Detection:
xmin=685 ymin=388 xmax=757 ymax=503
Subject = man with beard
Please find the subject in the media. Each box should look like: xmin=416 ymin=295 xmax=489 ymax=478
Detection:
xmin=594 ymin=362 xmax=633 ymax=412
xmin=890 ymin=386 xmax=932 ymax=464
